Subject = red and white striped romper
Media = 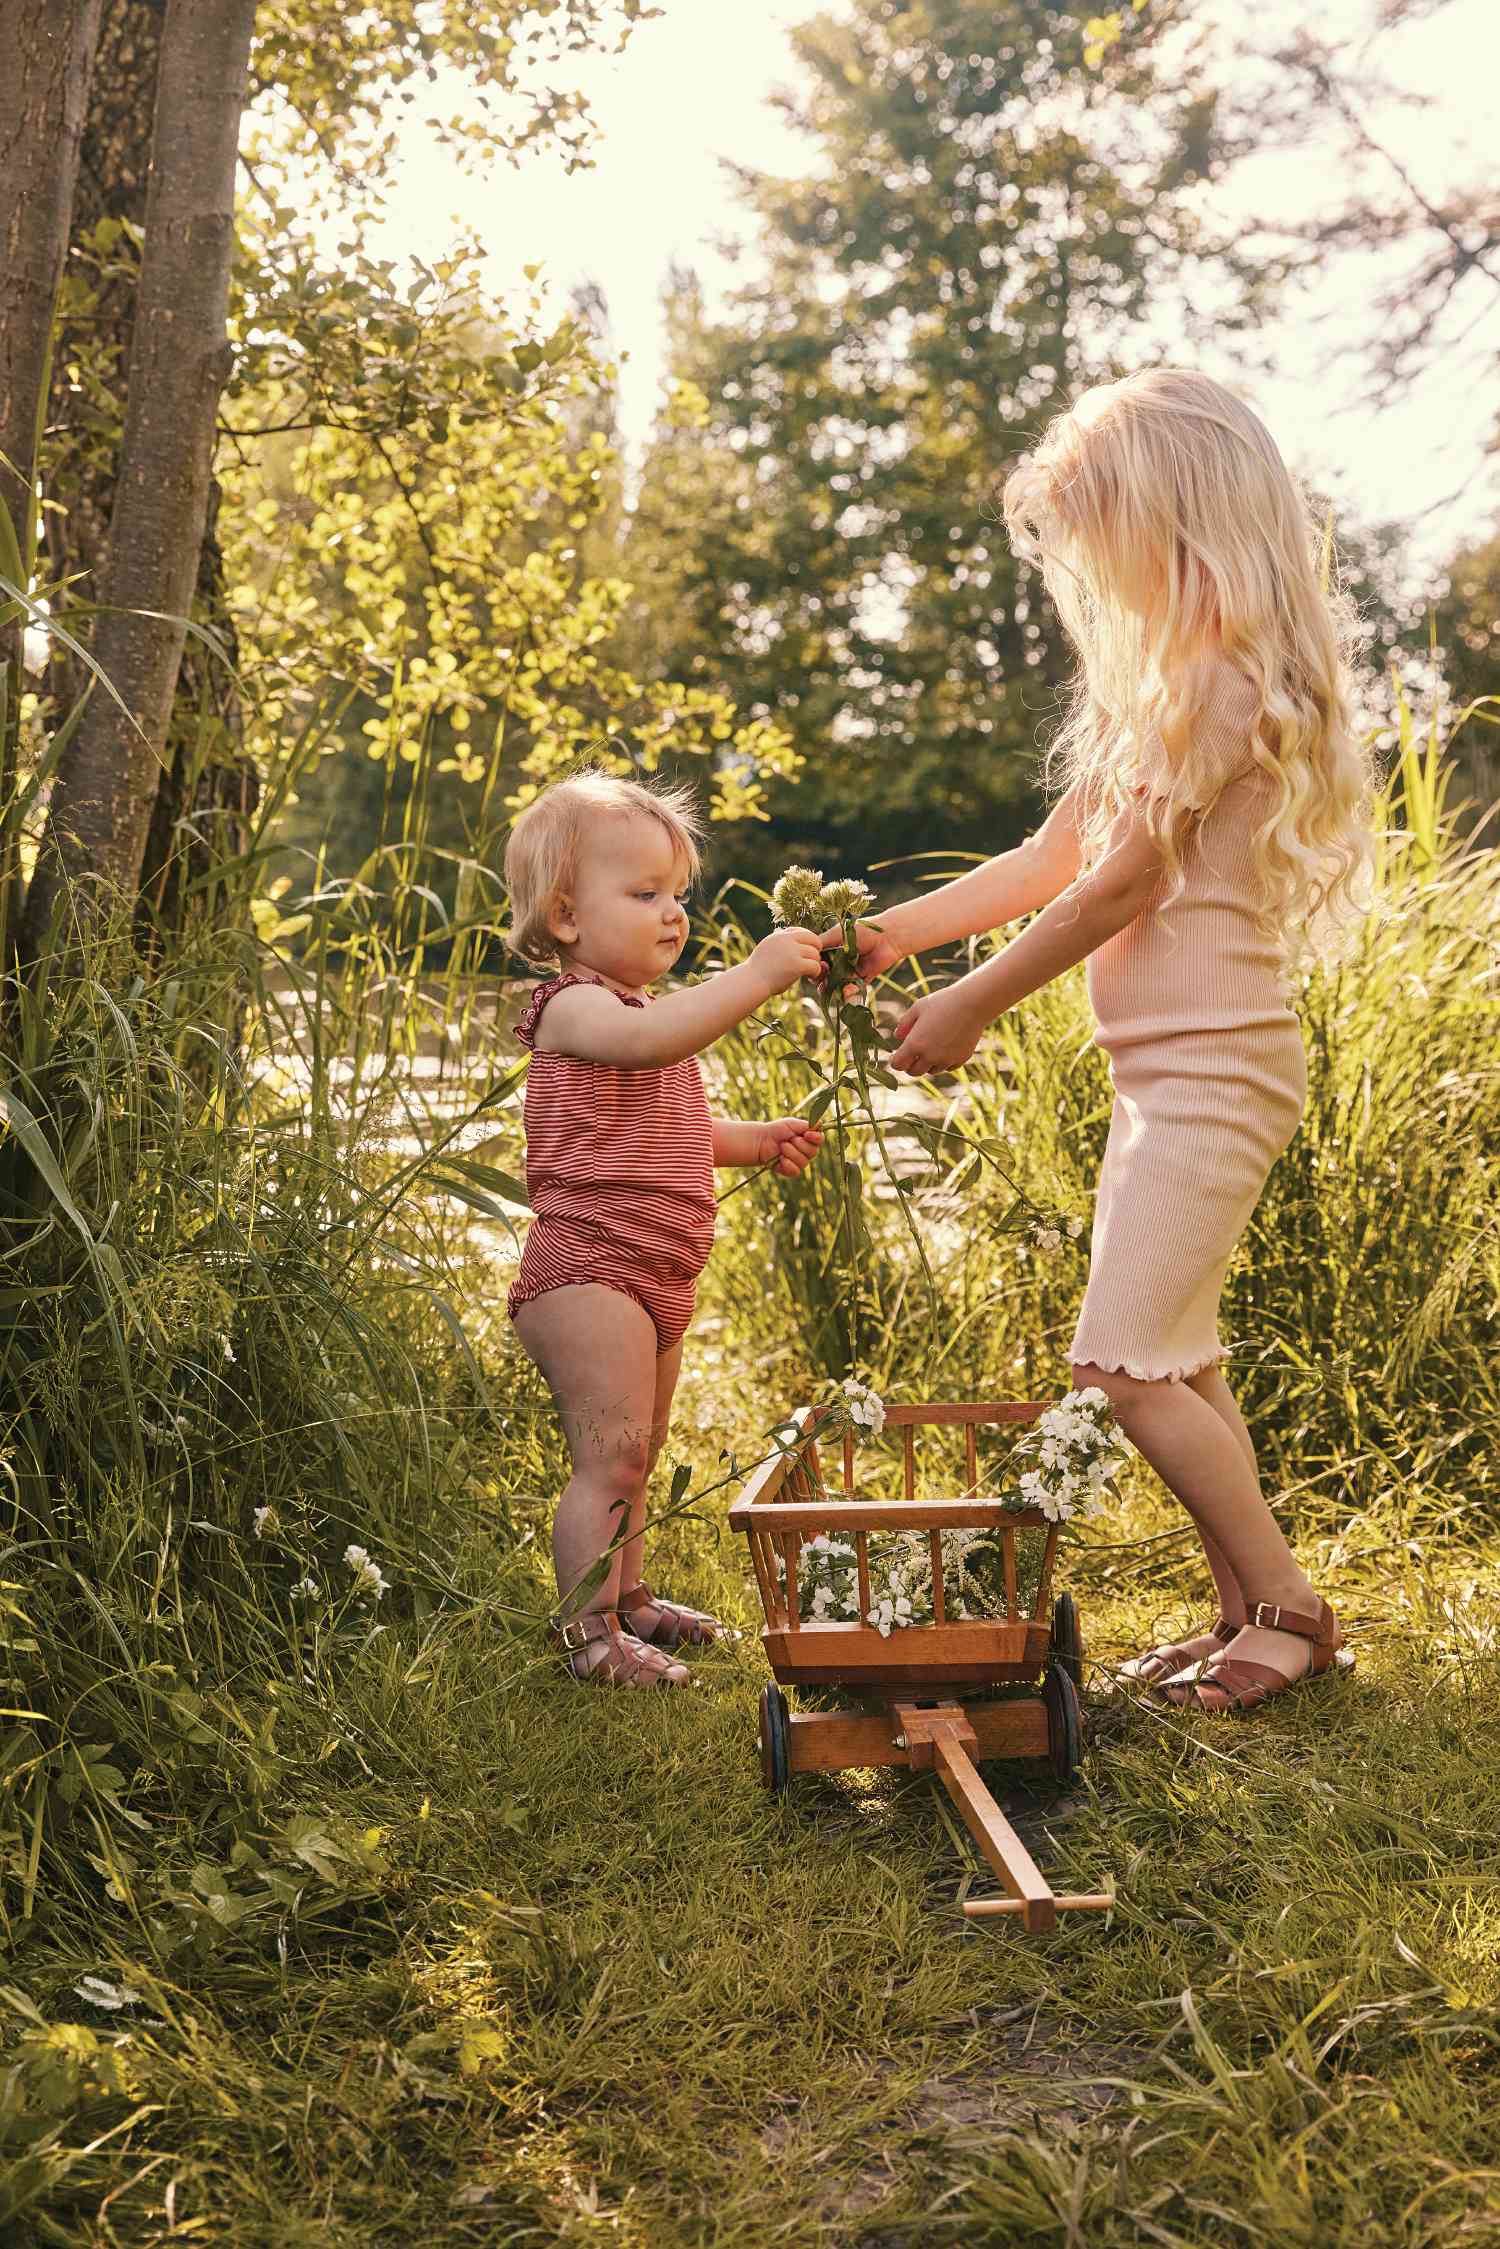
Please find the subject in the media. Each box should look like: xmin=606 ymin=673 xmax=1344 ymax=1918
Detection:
xmin=507 ymin=972 xmax=716 ymax=1354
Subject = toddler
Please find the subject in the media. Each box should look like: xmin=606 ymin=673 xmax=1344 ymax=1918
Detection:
xmin=505 ymin=773 xmax=823 ymax=1686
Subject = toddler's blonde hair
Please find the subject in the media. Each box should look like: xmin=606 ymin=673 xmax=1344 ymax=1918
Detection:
xmin=1002 ymin=367 xmax=1375 ymax=954
xmin=504 ymin=771 xmax=705 ymax=965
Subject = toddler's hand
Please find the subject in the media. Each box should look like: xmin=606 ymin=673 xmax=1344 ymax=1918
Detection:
xmin=751 ymin=925 xmax=824 ymax=995
xmin=758 ymin=1118 xmax=824 ymax=1176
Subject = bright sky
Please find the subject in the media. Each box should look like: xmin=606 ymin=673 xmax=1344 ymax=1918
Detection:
xmin=371 ymin=0 xmax=1499 ymax=581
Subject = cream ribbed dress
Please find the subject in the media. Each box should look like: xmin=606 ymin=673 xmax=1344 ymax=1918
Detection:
xmin=1069 ymin=667 xmax=1306 ymax=1384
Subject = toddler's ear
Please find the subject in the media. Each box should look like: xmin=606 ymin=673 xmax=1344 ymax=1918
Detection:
xmin=547 ymin=893 xmax=577 ymax=946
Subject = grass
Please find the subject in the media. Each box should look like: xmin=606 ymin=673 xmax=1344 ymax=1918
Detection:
xmin=2 ymin=691 xmax=1498 ymax=2239
xmin=7 ymin=1461 xmax=1499 ymax=2245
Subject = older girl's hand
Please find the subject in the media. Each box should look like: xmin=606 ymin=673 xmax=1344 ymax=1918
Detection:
xmin=818 ymin=918 xmax=905 ymax=982
xmin=886 ymin=987 xmax=987 ymax=1076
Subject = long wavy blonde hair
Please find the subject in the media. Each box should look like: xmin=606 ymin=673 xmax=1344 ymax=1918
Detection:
xmin=1002 ymin=368 xmax=1374 ymax=955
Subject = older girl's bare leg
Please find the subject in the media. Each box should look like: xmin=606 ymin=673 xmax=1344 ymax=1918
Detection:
xmin=1076 ymin=1357 xmax=1320 ymax=1686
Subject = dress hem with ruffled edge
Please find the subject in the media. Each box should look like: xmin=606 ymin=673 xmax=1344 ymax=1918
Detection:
xmin=1068 ymin=1343 xmax=1227 ymax=1387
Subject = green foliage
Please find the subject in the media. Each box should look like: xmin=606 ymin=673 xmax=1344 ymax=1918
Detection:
xmin=219 ymin=3 xmax=796 ymax=889
xmin=224 ymin=242 xmax=795 ymax=887
xmin=0 ymin=692 xmax=1495 ymax=2236
xmin=255 ymin=0 xmax=662 ymax=180
xmin=625 ymin=0 xmax=1252 ymax=887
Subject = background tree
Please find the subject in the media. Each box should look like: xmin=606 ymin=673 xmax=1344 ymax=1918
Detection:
xmin=19 ymin=0 xmax=790 ymax=959
xmin=0 ymin=2 xmax=103 ymax=959
xmin=23 ymin=0 xmax=259 ymax=954
xmin=0 ymin=2 xmax=102 ymax=550
xmin=623 ymin=0 xmax=1250 ymax=889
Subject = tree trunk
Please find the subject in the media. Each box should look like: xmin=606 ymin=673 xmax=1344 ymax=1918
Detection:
xmin=134 ymin=472 xmax=258 ymax=952
xmin=40 ymin=0 xmax=258 ymax=957
xmin=0 ymin=0 xmax=102 ymax=548
xmin=22 ymin=0 xmax=257 ymax=956
xmin=41 ymin=0 xmax=167 ymax=688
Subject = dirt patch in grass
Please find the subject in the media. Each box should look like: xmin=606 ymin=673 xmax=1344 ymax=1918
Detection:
xmin=757 ymin=2001 xmax=1146 ymax=2240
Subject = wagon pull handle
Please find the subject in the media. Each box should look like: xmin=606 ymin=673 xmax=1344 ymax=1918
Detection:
xmin=894 ymin=1701 xmax=1104 ymax=1935
xmin=962 ymin=1895 xmax=1113 ymax=1919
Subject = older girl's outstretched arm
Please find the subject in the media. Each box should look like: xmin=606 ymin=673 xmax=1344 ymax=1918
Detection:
xmin=833 ymin=785 xmax=1085 ymax=977
xmin=886 ymin=805 xmax=1163 ymax=1076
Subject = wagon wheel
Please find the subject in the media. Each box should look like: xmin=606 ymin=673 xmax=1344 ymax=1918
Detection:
xmin=1042 ymin=1660 xmax=1083 ymax=1784
xmin=1049 ymin=1591 xmax=1084 ymax=1689
xmin=759 ymin=1684 xmax=791 ymax=1795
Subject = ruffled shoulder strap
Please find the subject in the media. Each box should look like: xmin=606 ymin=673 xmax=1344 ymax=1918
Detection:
xmin=514 ymin=972 xmax=646 ymax=1051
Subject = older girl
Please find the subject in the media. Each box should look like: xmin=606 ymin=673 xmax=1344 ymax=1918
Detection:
xmin=836 ymin=369 xmax=1373 ymax=1714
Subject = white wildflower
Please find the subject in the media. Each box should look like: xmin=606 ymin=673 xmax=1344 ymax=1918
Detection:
xmin=820 ymin=876 xmax=875 ymax=924
xmin=294 ymin=1575 xmax=320 ymax=1600
xmin=343 ymin=1543 xmax=389 ymax=1600
xmin=252 ymin=1506 xmax=276 ymax=1540
xmin=769 ymin=865 xmax=826 ymax=927
xmin=840 ymin=1377 xmax=887 ymax=1438
xmin=1004 ymin=1386 xmax=1124 ymax=1527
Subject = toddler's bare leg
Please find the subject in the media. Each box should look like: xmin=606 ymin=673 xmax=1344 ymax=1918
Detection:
xmin=617 ymin=1337 xmax=685 ymax=1594
xmin=512 ymin=1286 xmax=667 ymax=1633
xmin=1076 ymin=1357 xmax=1320 ymax=1685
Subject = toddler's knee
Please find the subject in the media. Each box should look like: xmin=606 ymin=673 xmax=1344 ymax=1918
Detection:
xmin=592 ymin=1437 xmax=650 ymax=1503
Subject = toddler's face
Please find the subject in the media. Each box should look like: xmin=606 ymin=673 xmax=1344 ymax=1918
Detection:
xmin=550 ymin=813 xmax=691 ymax=987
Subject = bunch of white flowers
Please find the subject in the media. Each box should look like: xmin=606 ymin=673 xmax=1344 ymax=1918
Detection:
xmin=343 ymin=1543 xmax=389 ymax=1600
xmin=798 ymin=1531 xmax=865 ymax=1625
xmin=769 ymin=866 xmax=875 ymax=935
xmin=796 ymin=1525 xmax=1000 ymax=1635
xmin=839 ymin=1376 xmax=886 ymax=1438
xmin=1009 ymin=1387 xmax=1123 ymax=1524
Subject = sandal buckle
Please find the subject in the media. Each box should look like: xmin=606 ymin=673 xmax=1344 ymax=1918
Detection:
xmin=555 ymin=1616 xmax=590 ymax=1653
xmin=1251 ymin=1601 xmax=1282 ymax=1631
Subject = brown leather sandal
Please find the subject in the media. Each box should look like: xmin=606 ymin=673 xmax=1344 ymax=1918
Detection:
xmin=550 ymin=1608 xmax=689 ymax=1687
xmin=617 ymin=1581 xmax=726 ymax=1651
xmin=1156 ymin=1597 xmax=1350 ymax=1716
xmin=1116 ymin=1614 xmax=1236 ymax=1686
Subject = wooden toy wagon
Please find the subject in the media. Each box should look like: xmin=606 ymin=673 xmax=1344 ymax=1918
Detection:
xmin=729 ymin=1400 xmax=1112 ymax=1933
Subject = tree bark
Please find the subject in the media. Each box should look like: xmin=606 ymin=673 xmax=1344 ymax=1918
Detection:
xmin=0 ymin=0 xmax=102 ymax=543
xmin=22 ymin=0 xmax=257 ymax=954
xmin=134 ymin=471 xmax=258 ymax=952
xmin=40 ymin=0 xmax=258 ymax=956
xmin=41 ymin=0 xmax=167 ymax=678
